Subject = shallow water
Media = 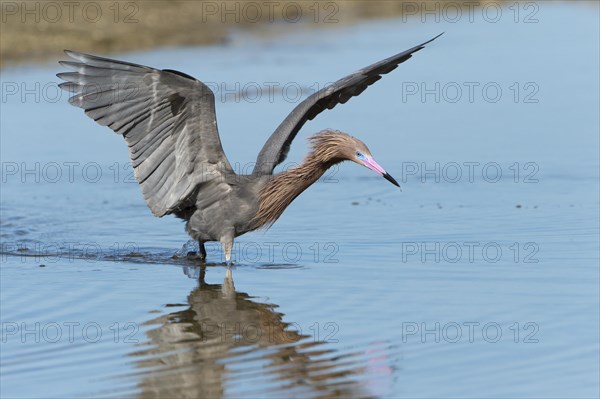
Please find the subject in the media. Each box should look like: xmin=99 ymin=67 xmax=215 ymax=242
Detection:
xmin=1 ymin=2 xmax=599 ymax=398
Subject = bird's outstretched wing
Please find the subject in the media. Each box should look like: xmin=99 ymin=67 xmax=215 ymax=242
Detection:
xmin=253 ymin=33 xmax=443 ymax=175
xmin=57 ymin=51 xmax=234 ymax=217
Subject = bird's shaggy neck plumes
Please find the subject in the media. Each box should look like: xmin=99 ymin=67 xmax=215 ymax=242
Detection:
xmin=252 ymin=131 xmax=351 ymax=229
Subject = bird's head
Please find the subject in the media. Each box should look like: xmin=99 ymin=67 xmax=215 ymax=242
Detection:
xmin=309 ymin=130 xmax=400 ymax=187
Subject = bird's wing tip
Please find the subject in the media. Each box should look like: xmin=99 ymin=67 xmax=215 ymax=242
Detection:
xmin=63 ymin=49 xmax=97 ymax=63
xmin=426 ymin=32 xmax=445 ymax=44
xmin=61 ymin=50 xmax=84 ymax=64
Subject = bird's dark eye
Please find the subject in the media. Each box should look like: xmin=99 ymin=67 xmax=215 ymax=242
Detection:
xmin=356 ymin=151 xmax=363 ymax=157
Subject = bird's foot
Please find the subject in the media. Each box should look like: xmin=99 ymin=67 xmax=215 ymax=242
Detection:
xmin=186 ymin=251 xmax=206 ymax=262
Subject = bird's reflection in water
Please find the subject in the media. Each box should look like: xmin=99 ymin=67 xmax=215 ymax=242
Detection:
xmin=131 ymin=266 xmax=391 ymax=398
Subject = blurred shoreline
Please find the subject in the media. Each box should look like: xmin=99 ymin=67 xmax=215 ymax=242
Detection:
xmin=1 ymin=0 xmax=596 ymax=68
xmin=1 ymin=0 xmax=483 ymax=68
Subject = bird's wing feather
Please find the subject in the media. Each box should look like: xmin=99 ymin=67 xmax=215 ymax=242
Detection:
xmin=253 ymin=33 xmax=443 ymax=175
xmin=57 ymin=51 xmax=234 ymax=217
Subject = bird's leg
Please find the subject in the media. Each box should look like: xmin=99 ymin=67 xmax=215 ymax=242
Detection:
xmin=199 ymin=241 xmax=207 ymax=261
xmin=186 ymin=241 xmax=206 ymax=262
xmin=220 ymin=235 xmax=234 ymax=266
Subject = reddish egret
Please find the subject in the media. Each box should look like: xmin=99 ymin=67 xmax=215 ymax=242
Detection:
xmin=58 ymin=34 xmax=442 ymax=262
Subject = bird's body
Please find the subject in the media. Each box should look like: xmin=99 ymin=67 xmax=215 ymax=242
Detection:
xmin=181 ymin=131 xmax=375 ymax=260
xmin=57 ymin=34 xmax=441 ymax=262
xmin=184 ymin=173 xmax=267 ymax=258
